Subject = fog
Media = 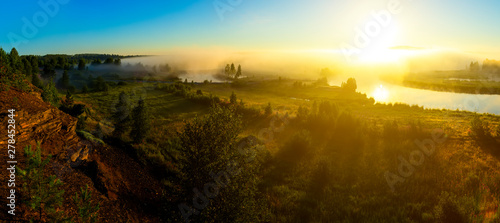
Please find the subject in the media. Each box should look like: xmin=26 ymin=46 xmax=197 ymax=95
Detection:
xmin=110 ymin=48 xmax=496 ymax=85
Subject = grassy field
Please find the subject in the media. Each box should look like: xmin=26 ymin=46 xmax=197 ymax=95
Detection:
xmin=70 ymin=75 xmax=500 ymax=222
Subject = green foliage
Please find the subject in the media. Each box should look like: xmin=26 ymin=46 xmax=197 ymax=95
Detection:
xmin=73 ymin=185 xmax=100 ymax=223
xmin=93 ymin=76 xmax=109 ymax=92
xmin=81 ymin=85 xmax=89 ymax=93
xmin=17 ymin=144 xmax=68 ymax=222
xmin=112 ymin=91 xmax=132 ymax=137
xmin=42 ymin=81 xmax=60 ymax=107
xmin=113 ymin=58 xmax=121 ymax=66
xmin=130 ymin=99 xmax=151 ymax=143
xmin=60 ymin=70 xmax=70 ymax=89
xmin=276 ymin=130 xmax=312 ymax=166
xmin=177 ymin=105 xmax=268 ymax=222
xmin=0 ymin=48 xmax=31 ymax=91
xmin=42 ymin=64 xmax=56 ymax=79
xmin=78 ymin=59 xmax=86 ymax=70
xmin=62 ymin=90 xmax=74 ymax=108
xmin=104 ymin=57 xmax=114 ymax=64
xmin=32 ymin=73 xmax=43 ymax=89
xmin=470 ymin=115 xmax=490 ymax=139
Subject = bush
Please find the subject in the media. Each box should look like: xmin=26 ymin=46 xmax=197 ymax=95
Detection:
xmin=276 ymin=130 xmax=312 ymax=165
xmin=433 ymin=192 xmax=467 ymax=223
xmin=470 ymin=115 xmax=490 ymax=139
xmin=265 ymin=102 xmax=273 ymax=115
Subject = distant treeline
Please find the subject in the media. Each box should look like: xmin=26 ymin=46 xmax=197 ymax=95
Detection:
xmin=482 ymin=59 xmax=500 ymax=73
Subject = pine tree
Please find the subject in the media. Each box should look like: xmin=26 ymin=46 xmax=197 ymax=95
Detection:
xmin=235 ymin=64 xmax=242 ymax=79
xmin=230 ymin=63 xmax=236 ymax=77
xmin=17 ymin=143 xmax=68 ymax=222
xmin=73 ymin=185 xmax=100 ymax=223
xmin=31 ymin=72 xmax=43 ymax=89
xmin=42 ymin=81 xmax=60 ymax=107
xmin=78 ymin=59 xmax=86 ymax=70
xmin=112 ymin=92 xmax=132 ymax=137
xmin=225 ymin=64 xmax=231 ymax=78
xmin=62 ymin=90 xmax=74 ymax=109
xmin=9 ymin=48 xmax=22 ymax=72
xmin=130 ymin=99 xmax=150 ymax=143
xmin=61 ymin=70 xmax=70 ymax=89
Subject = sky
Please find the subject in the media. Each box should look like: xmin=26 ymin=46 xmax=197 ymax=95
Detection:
xmin=0 ymin=0 xmax=499 ymax=58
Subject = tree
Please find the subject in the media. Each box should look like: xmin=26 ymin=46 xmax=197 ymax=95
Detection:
xmin=60 ymin=70 xmax=70 ymax=89
xmin=230 ymin=91 xmax=237 ymax=104
xmin=31 ymin=72 xmax=43 ymax=89
xmin=42 ymin=64 xmax=56 ymax=79
xmin=22 ymin=58 xmax=33 ymax=77
xmin=91 ymin=59 xmax=102 ymax=66
xmin=320 ymin=67 xmax=333 ymax=77
xmin=113 ymin=58 xmax=121 ymax=66
xmin=225 ymin=64 xmax=231 ymax=78
xmin=73 ymin=185 xmax=100 ymax=223
xmin=235 ymin=64 xmax=242 ymax=79
xmin=265 ymin=102 xmax=273 ymax=115
xmin=0 ymin=48 xmax=10 ymax=70
xmin=82 ymin=85 xmax=89 ymax=94
xmin=104 ymin=57 xmax=114 ymax=64
xmin=94 ymin=76 xmax=107 ymax=92
xmin=30 ymin=56 xmax=39 ymax=75
xmin=17 ymin=144 xmax=68 ymax=222
xmin=470 ymin=61 xmax=480 ymax=72
xmin=112 ymin=91 xmax=132 ymax=137
xmin=62 ymin=90 xmax=74 ymax=108
xmin=130 ymin=99 xmax=151 ymax=143
xmin=42 ymin=81 xmax=60 ymax=107
xmin=230 ymin=63 xmax=236 ymax=77
xmin=78 ymin=59 xmax=86 ymax=70
xmin=9 ymin=48 xmax=22 ymax=72
xmin=177 ymin=105 xmax=267 ymax=222
xmin=341 ymin=77 xmax=357 ymax=92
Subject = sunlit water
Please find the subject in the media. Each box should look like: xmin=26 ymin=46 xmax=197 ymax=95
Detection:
xmin=361 ymin=83 xmax=500 ymax=115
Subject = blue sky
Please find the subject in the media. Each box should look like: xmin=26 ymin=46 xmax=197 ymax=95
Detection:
xmin=0 ymin=0 xmax=499 ymax=57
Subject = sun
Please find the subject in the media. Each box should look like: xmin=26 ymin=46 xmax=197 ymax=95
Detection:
xmin=373 ymin=84 xmax=389 ymax=102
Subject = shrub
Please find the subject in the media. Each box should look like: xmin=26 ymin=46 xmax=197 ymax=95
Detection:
xmin=470 ymin=115 xmax=490 ymax=139
xmin=265 ymin=102 xmax=273 ymax=115
xmin=73 ymin=185 xmax=100 ymax=223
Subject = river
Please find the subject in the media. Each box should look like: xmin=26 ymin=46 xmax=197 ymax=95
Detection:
xmin=360 ymin=83 xmax=500 ymax=115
